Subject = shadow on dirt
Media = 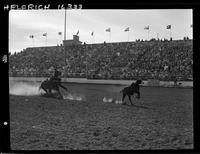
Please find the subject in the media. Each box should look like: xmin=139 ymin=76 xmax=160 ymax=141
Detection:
xmin=123 ymin=103 xmax=155 ymax=110
xmin=40 ymin=93 xmax=63 ymax=99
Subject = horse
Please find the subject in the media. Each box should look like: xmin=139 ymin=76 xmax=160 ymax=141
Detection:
xmin=120 ymin=79 xmax=143 ymax=105
xmin=39 ymin=78 xmax=68 ymax=99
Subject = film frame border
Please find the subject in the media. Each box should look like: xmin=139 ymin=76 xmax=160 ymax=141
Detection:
xmin=1 ymin=1 xmax=199 ymax=153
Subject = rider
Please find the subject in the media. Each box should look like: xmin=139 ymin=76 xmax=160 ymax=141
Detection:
xmin=50 ymin=67 xmax=62 ymax=83
xmin=41 ymin=66 xmax=67 ymax=98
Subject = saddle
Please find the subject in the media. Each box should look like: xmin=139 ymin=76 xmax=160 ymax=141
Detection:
xmin=49 ymin=76 xmax=61 ymax=83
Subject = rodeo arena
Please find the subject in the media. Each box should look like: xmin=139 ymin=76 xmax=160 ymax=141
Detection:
xmin=9 ymin=10 xmax=193 ymax=150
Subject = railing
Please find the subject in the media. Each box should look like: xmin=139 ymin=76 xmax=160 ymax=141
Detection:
xmin=9 ymin=72 xmax=193 ymax=81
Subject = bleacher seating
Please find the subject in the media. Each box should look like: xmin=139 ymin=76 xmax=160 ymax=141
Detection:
xmin=9 ymin=39 xmax=193 ymax=81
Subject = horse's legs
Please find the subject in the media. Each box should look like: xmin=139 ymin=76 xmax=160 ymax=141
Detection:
xmin=43 ymin=88 xmax=48 ymax=94
xmin=122 ymin=93 xmax=126 ymax=105
xmin=41 ymin=87 xmax=49 ymax=97
xmin=136 ymin=91 xmax=140 ymax=99
xmin=40 ymin=85 xmax=48 ymax=94
xmin=57 ymin=90 xmax=63 ymax=99
xmin=128 ymin=95 xmax=133 ymax=105
xmin=48 ymin=88 xmax=52 ymax=94
xmin=54 ymin=86 xmax=63 ymax=99
xmin=59 ymin=84 xmax=68 ymax=92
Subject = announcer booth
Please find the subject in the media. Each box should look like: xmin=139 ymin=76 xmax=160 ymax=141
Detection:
xmin=62 ymin=35 xmax=82 ymax=46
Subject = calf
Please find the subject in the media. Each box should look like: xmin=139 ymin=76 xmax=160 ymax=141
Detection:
xmin=120 ymin=80 xmax=142 ymax=105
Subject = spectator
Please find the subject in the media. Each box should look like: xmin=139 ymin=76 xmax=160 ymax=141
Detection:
xmin=9 ymin=39 xmax=193 ymax=81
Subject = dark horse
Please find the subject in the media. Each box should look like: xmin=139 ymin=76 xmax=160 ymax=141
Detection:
xmin=39 ymin=78 xmax=68 ymax=99
xmin=120 ymin=80 xmax=143 ymax=105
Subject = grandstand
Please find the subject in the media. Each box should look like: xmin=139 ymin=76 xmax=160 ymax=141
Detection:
xmin=9 ymin=38 xmax=193 ymax=81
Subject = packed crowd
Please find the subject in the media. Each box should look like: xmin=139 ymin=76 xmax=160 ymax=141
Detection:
xmin=9 ymin=39 xmax=193 ymax=81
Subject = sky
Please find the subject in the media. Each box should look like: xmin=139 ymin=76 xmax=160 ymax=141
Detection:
xmin=9 ymin=9 xmax=193 ymax=54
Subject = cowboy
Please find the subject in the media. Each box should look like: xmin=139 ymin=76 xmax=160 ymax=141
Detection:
xmin=50 ymin=68 xmax=62 ymax=82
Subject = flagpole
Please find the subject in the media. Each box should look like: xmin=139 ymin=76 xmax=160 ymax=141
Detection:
xmin=63 ymin=9 xmax=67 ymax=78
xmin=45 ymin=35 xmax=47 ymax=46
xmin=128 ymin=31 xmax=130 ymax=42
xmin=109 ymin=32 xmax=111 ymax=42
xmin=33 ymin=38 xmax=34 ymax=47
xmin=144 ymin=26 xmax=149 ymax=41
xmin=64 ymin=9 xmax=67 ymax=40
xmin=92 ymin=34 xmax=94 ymax=44
xmin=105 ymin=28 xmax=111 ymax=42
xmin=170 ymin=28 xmax=172 ymax=40
xmin=57 ymin=33 xmax=59 ymax=45
xmin=86 ymin=48 xmax=88 ymax=78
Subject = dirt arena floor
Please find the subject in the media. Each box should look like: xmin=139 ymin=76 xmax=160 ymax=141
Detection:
xmin=10 ymin=82 xmax=193 ymax=150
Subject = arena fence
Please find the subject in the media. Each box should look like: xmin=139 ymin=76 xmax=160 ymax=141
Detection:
xmin=9 ymin=77 xmax=193 ymax=88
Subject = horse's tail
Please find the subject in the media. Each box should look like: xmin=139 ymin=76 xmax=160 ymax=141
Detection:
xmin=59 ymin=84 xmax=68 ymax=91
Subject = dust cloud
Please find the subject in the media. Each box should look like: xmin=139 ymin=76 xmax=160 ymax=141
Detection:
xmin=9 ymin=82 xmax=43 ymax=96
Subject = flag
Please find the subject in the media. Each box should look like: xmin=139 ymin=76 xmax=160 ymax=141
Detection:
xmin=29 ymin=35 xmax=34 ymax=39
xmin=76 ymin=30 xmax=79 ymax=35
xmin=166 ymin=25 xmax=171 ymax=29
xmin=144 ymin=25 xmax=149 ymax=30
xmin=91 ymin=32 xmax=94 ymax=36
xmin=58 ymin=32 xmax=62 ymax=35
xmin=106 ymin=28 xmax=111 ymax=32
xmin=124 ymin=27 xmax=130 ymax=32
xmin=43 ymin=33 xmax=47 ymax=37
